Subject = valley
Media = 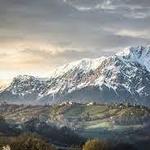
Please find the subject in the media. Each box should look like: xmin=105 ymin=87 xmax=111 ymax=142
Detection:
xmin=0 ymin=102 xmax=149 ymax=145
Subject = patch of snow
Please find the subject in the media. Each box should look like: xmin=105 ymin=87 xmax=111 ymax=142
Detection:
xmin=136 ymin=86 xmax=145 ymax=93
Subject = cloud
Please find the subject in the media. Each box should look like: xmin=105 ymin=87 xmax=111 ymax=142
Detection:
xmin=63 ymin=0 xmax=150 ymax=19
xmin=21 ymin=48 xmax=99 ymax=63
xmin=0 ymin=52 xmax=8 ymax=57
xmin=103 ymin=27 xmax=150 ymax=39
xmin=0 ymin=0 xmax=150 ymax=79
xmin=63 ymin=0 xmax=113 ymax=11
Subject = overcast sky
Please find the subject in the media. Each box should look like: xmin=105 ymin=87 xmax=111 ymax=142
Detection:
xmin=0 ymin=0 xmax=150 ymax=79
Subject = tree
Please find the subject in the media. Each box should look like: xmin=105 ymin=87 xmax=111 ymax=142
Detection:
xmin=10 ymin=133 xmax=56 ymax=150
xmin=83 ymin=139 xmax=111 ymax=150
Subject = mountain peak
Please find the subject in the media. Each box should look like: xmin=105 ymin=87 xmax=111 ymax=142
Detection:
xmin=116 ymin=46 xmax=150 ymax=57
xmin=14 ymin=75 xmax=34 ymax=80
xmin=50 ymin=56 xmax=106 ymax=78
xmin=50 ymin=46 xmax=150 ymax=78
xmin=116 ymin=46 xmax=150 ymax=72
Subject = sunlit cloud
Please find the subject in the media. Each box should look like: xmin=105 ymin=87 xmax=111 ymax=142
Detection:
xmin=103 ymin=27 xmax=150 ymax=39
xmin=0 ymin=0 xmax=150 ymax=79
xmin=63 ymin=0 xmax=150 ymax=19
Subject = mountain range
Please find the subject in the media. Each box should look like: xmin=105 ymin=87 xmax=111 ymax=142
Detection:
xmin=0 ymin=46 xmax=150 ymax=106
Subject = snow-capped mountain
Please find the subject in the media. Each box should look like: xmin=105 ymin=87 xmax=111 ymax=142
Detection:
xmin=0 ymin=46 xmax=150 ymax=105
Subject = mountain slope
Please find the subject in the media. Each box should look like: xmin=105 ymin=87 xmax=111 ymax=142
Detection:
xmin=0 ymin=46 xmax=150 ymax=105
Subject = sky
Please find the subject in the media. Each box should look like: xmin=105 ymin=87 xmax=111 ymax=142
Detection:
xmin=0 ymin=0 xmax=150 ymax=79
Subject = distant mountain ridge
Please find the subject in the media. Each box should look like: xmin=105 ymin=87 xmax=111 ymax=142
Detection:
xmin=0 ymin=46 xmax=150 ymax=105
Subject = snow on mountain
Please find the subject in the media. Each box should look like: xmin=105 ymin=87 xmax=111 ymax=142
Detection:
xmin=50 ymin=57 xmax=106 ymax=78
xmin=116 ymin=46 xmax=150 ymax=71
xmin=0 ymin=46 xmax=150 ymax=105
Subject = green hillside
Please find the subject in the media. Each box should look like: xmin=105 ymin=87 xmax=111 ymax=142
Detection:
xmin=0 ymin=103 xmax=149 ymax=142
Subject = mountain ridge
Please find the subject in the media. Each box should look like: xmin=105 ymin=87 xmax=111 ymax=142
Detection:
xmin=0 ymin=46 xmax=150 ymax=105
